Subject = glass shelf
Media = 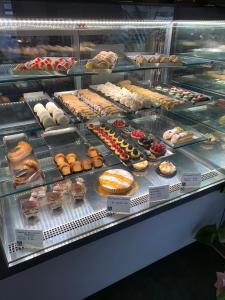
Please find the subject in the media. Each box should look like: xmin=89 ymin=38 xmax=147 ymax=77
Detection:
xmin=0 ymin=102 xmax=42 ymax=137
xmin=0 ymin=61 xmax=188 ymax=84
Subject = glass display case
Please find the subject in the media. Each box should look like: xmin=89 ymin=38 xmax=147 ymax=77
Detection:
xmin=1 ymin=19 xmax=225 ymax=273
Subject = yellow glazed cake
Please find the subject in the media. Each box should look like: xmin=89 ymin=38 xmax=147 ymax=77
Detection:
xmin=99 ymin=169 xmax=134 ymax=194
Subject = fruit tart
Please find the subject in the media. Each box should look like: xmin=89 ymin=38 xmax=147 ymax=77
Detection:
xmin=150 ymin=143 xmax=166 ymax=157
xmin=113 ymin=119 xmax=126 ymax=128
xmin=131 ymin=129 xmax=145 ymax=140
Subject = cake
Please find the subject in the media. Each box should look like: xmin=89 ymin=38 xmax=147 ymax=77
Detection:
xmin=99 ymin=169 xmax=134 ymax=194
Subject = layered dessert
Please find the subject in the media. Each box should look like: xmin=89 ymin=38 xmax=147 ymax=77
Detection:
xmin=70 ymin=178 xmax=86 ymax=202
xmin=21 ymin=199 xmax=39 ymax=220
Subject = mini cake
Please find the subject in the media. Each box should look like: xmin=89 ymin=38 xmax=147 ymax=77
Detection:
xmin=131 ymin=130 xmax=145 ymax=140
xmin=70 ymin=178 xmax=86 ymax=202
xmin=113 ymin=119 xmax=126 ymax=128
xmin=150 ymin=143 xmax=166 ymax=157
xmin=158 ymin=161 xmax=176 ymax=176
xmin=47 ymin=191 xmax=63 ymax=211
xmin=99 ymin=169 xmax=134 ymax=194
xmin=21 ymin=199 xmax=39 ymax=220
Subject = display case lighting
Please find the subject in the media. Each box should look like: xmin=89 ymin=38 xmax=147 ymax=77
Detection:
xmin=0 ymin=18 xmax=170 ymax=31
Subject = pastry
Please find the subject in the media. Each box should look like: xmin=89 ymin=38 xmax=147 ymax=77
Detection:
xmin=203 ymin=133 xmax=217 ymax=145
xmin=112 ymin=120 xmax=126 ymax=128
xmin=130 ymin=149 xmax=141 ymax=159
xmin=70 ymin=178 xmax=86 ymax=201
xmin=150 ymin=143 xmax=166 ymax=157
xmin=59 ymin=94 xmax=97 ymax=121
xmin=99 ymin=169 xmax=134 ymax=194
xmin=95 ymin=82 xmax=150 ymax=110
xmin=78 ymin=89 xmax=123 ymax=116
xmin=120 ymin=141 xmax=129 ymax=149
xmin=85 ymin=51 xmax=118 ymax=70
xmin=158 ymin=161 xmax=176 ymax=176
xmin=132 ymin=160 xmax=149 ymax=171
xmin=92 ymin=156 xmax=103 ymax=168
xmin=170 ymin=131 xmax=194 ymax=145
xmin=138 ymin=137 xmax=154 ymax=149
xmin=14 ymin=57 xmax=76 ymax=73
xmin=59 ymin=163 xmax=71 ymax=176
xmin=163 ymin=127 xmax=184 ymax=140
xmin=47 ymin=191 xmax=63 ymax=211
xmin=71 ymin=160 xmax=83 ymax=173
xmin=131 ymin=130 xmax=145 ymax=140
xmin=52 ymin=180 xmax=71 ymax=195
xmin=82 ymin=159 xmax=92 ymax=171
xmin=66 ymin=153 xmax=77 ymax=164
xmin=118 ymin=80 xmax=181 ymax=110
xmin=125 ymin=144 xmax=134 ymax=154
xmin=219 ymin=115 xmax=225 ymax=125
xmin=8 ymin=141 xmax=33 ymax=162
xmin=21 ymin=199 xmax=39 ymax=220
xmin=13 ymin=159 xmax=41 ymax=186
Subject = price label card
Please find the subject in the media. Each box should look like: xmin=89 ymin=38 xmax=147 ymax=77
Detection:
xmin=181 ymin=172 xmax=201 ymax=188
xmin=16 ymin=229 xmax=43 ymax=249
xmin=149 ymin=185 xmax=169 ymax=202
xmin=107 ymin=196 xmax=131 ymax=214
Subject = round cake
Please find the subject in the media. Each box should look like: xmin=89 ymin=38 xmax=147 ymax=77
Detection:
xmin=99 ymin=169 xmax=134 ymax=195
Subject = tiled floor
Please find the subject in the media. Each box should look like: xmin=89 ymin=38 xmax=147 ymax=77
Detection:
xmin=87 ymin=242 xmax=224 ymax=300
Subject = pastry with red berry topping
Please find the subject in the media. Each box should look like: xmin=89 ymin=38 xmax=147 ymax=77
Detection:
xmin=150 ymin=143 xmax=166 ymax=157
xmin=131 ymin=130 xmax=145 ymax=140
xmin=113 ymin=119 xmax=126 ymax=128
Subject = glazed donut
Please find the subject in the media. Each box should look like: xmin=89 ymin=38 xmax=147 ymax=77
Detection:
xmin=8 ymin=141 xmax=32 ymax=162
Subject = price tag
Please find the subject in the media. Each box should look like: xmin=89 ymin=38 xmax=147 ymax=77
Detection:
xmin=149 ymin=185 xmax=169 ymax=202
xmin=181 ymin=172 xmax=201 ymax=188
xmin=107 ymin=196 xmax=131 ymax=214
xmin=15 ymin=229 xmax=43 ymax=249
xmin=23 ymin=91 xmax=44 ymax=101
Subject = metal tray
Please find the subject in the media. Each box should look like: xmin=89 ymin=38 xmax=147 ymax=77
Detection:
xmin=27 ymin=98 xmax=72 ymax=131
xmin=153 ymin=83 xmax=213 ymax=108
xmin=87 ymin=120 xmax=148 ymax=168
